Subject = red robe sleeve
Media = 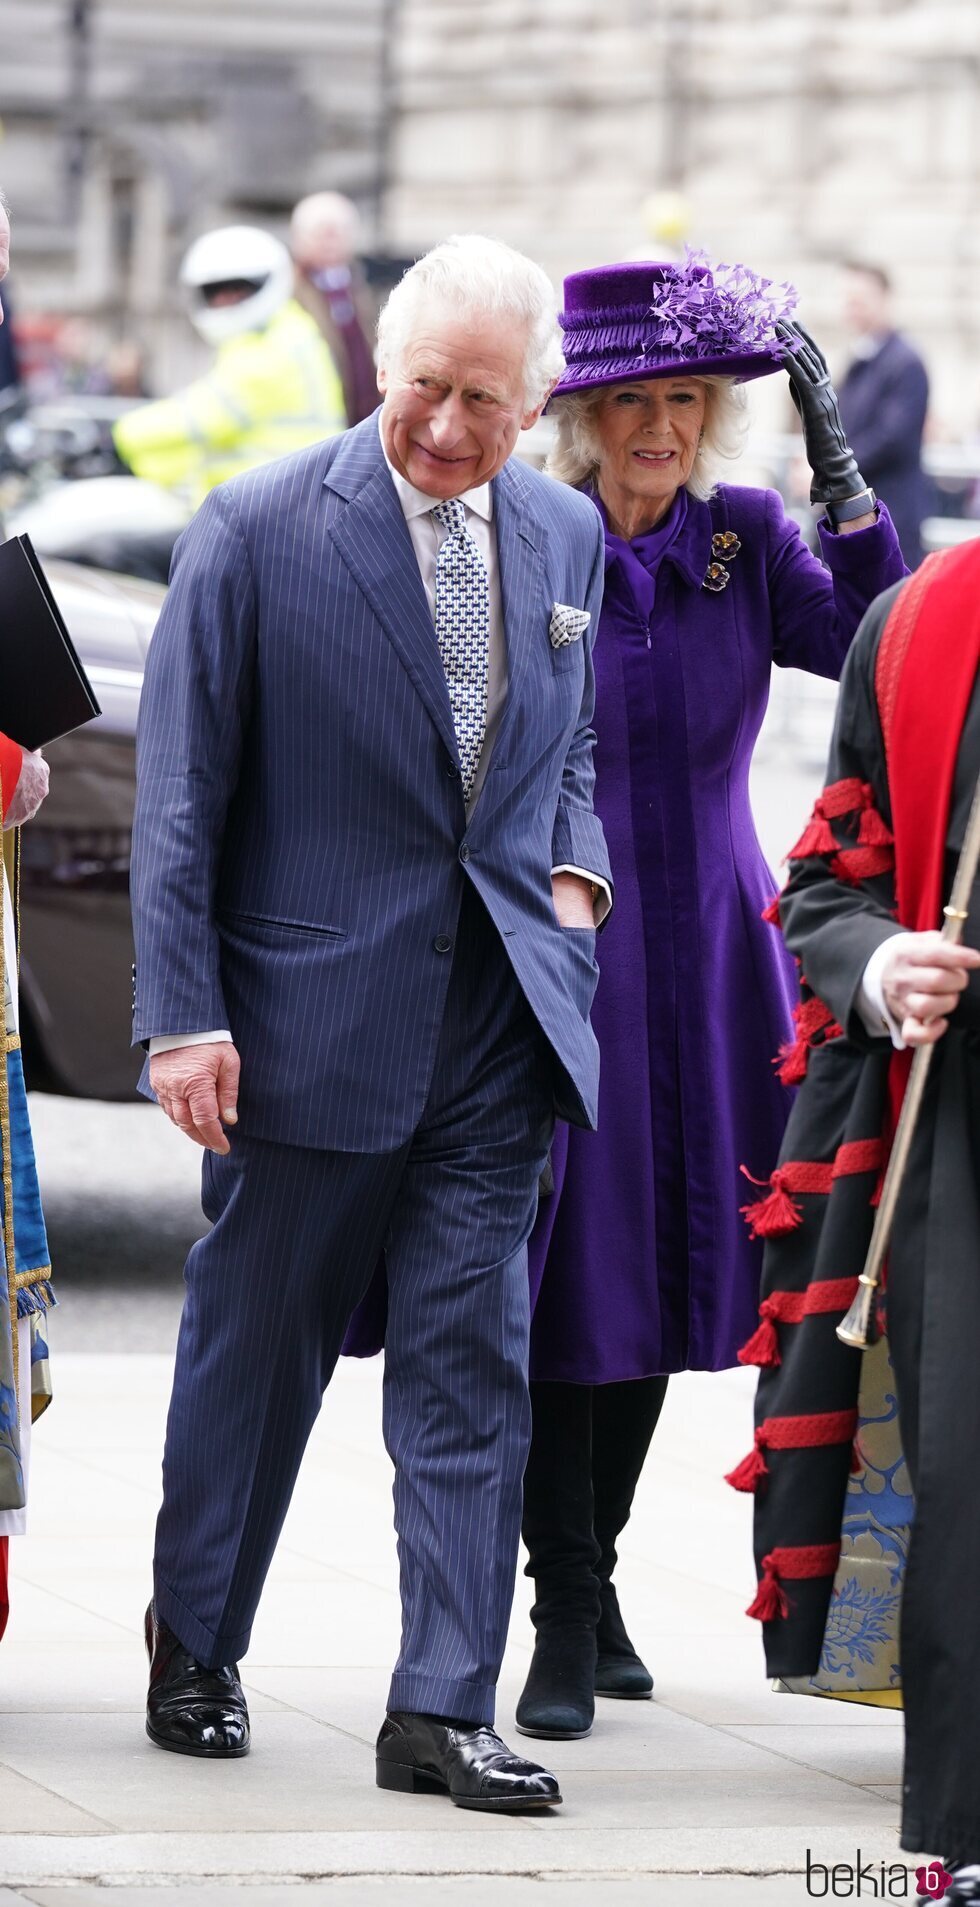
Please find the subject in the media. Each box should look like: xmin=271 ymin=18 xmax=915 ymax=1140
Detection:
xmin=0 ymin=734 xmax=24 ymax=822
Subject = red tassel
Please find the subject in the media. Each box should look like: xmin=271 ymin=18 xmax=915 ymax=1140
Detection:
xmin=761 ymin=893 xmax=782 ymax=928
xmin=737 ymin=1308 xmax=781 ymax=1369
xmin=775 ymin=1037 xmax=809 ymax=1086
xmin=746 ymin=1555 xmax=789 ymax=1622
xmin=740 ymin=1170 xmax=803 ymax=1239
xmin=725 ymin=1433 xmax=769 ymax=1493
xmin=857 ymin=806 xmax=894 ymax=848
xmin=788 ymin=815 xmax=837 ymax=860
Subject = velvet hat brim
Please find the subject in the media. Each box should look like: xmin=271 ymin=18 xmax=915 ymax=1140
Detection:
xmin=551 ymin=255 xmax=795 ymax=399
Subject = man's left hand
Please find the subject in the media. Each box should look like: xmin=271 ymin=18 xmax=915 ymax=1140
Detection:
xmin=552 ymin=871 xmax=596 ymax=928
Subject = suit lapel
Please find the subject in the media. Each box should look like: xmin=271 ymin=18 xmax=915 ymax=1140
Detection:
xmin=325 ymin=430 xmax=459 ymax=763
xmin=490 ymin=459 xmax=547 ymax=771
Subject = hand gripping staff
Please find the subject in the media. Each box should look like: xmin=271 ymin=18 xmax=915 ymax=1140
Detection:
xmin=837 ymin=764 xmax=980 ymax=1349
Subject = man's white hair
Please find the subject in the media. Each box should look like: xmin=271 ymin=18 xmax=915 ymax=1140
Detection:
xmin=377 ymin=235 xmax=564 ymax=411
xmin=547 ymin=376 xmax=748 ymax=502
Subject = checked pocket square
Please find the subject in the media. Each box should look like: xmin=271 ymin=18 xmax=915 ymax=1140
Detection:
xmin=550 ymin=604 xmax=591 ymax=649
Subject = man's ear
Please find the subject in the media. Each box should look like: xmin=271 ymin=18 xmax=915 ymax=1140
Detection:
xmin=376 ymin=361 xmax=388 ymax=395
xmin=521 ymin=379 xmax=556 ymax=432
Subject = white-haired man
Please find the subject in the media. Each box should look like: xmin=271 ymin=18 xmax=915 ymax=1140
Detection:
xmin=132 ymin=235 xmax=612 ymax=1808
xmin=290 ymin=190 xmax=379 ymax=426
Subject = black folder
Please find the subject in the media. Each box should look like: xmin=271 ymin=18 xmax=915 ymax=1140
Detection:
xmin=0 ymin=532 xmax=101 ymax=750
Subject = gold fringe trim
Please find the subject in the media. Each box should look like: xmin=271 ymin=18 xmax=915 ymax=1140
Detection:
xmin=15 ymin=1262 xmax=53 ymax=1291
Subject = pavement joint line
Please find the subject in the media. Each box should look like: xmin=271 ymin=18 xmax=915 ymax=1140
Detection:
xmin=709 ymin=1721 xmax=903 ymax=1797
xmin=0 ymin=1865 xmax=922 ymax=1886
xmin=27 ymin=1446 xmax=165 ymax=1505
xmin=0 ymin=1765 xmax=117 ymax=1837
xmin=268 ymin=1548 xmax=402 ymax=1597
xmin=9 ymin=1575 xmax=146 ymax=1643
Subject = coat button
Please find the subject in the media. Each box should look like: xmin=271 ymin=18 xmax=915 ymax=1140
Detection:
xmin=459 ymin=844 xmax=470 ymax=863
xmin=446 ymin=761 xmax=460 ymax=779
xmin=433 ymin=935 xmax=453 ymax=954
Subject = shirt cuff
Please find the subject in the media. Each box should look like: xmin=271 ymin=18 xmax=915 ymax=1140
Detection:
xmin=857 ymin=935 xmax=917 ymax=1049
xmin=149 ymin=1030 xmax=233 ymax=1056
xmin=552 ymin=865 xmax=612 ymax=926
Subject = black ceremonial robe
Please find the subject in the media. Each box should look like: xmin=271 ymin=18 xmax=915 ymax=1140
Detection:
xmin=737 ymin=547 xmax=980 ymax=1862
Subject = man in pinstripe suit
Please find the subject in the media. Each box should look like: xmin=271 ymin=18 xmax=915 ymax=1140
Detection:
xmin=131 ymin=235 xmax=612 ymax=1811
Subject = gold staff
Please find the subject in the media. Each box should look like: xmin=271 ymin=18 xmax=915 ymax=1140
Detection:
xmin=837 ymin=767 xmax=980 ymax=1349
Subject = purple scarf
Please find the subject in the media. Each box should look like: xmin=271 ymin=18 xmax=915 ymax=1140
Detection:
xmin=594 ymin=486 xmax=688 ymax=624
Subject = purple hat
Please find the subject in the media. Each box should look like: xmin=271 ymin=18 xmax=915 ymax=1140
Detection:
xmin=553 ymin=250 xmax=798 ymax=397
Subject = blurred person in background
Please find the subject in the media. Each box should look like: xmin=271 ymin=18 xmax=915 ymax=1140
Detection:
xmin=113 ymin=225 xmax=345 ymax=510
xmin=0 ymin=166 xmax=57 ymax=1653
xmin=290 ymin=190 xmax=379 ymax=426
xmin=838 ymin=261 xmax=932 ymax=569
xmin=515 ymin=254 xmax=906 ymax=1745
xmin=0 ymin=283 xmax=20 ymax=398
xmin=0 ymin=733 xmax=55 ymax=1646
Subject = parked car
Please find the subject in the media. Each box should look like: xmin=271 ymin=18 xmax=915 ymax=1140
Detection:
xmin=17 ymin=561 xmax=159 ymax=1098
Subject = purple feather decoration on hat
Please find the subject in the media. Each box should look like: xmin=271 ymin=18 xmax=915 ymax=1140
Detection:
xmin=647 ymin=248 xmax=799 ymax=363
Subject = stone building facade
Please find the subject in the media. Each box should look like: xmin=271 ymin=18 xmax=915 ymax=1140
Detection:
xmin=0 ymin=0 xmax=392 ymax=384
xmin=387 ymin=0 xmax=980 ymax=425
xmin=1 ymin=0 xmax=978 ymax=418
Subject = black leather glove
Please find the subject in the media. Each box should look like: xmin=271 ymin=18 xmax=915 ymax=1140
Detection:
xmin=776 ymin=319 xmax=872 ymax=518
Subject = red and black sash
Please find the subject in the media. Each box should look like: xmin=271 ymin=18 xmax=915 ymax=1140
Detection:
xmin=876 ymin=542 xmax=980 ymax=1138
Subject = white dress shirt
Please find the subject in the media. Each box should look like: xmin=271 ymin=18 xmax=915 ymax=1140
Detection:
xmin=150 ymin=434 xmax=608 ymax=1055
xmin=857 ymin=931 xmax=918 ymax=1048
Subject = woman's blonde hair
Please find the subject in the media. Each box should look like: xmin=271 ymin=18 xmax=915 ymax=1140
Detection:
xmin=546 ymin=375 xmax=748 ymax=501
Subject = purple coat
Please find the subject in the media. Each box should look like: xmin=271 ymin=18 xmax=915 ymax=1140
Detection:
xmin=527 ymin=485 xmax=906 ymax=1384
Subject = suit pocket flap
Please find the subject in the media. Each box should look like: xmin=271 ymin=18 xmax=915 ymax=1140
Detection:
xmin=220 ymin=910 xmax=347 ymax=940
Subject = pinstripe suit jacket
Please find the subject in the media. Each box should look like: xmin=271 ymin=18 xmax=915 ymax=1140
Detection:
xmin=130 ymin=415 xmax=612 ymax=1149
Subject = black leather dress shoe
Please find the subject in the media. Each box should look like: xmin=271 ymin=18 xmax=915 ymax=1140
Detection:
xmin=376 ymin=1711 xmax=562 ymax=1811
xmin=145 ymin=1602 xmax=250 ymax=1758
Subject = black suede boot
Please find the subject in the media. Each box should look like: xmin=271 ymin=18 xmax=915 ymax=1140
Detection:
xmin=592 ymin=1376 xmax=668 ymax=1699
xmin=516 ymin=1381 xmax=601 ymax=1740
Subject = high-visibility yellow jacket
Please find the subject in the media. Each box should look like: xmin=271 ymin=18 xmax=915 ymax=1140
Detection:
xmin=113 ymin=301 xmax=348 ymax=506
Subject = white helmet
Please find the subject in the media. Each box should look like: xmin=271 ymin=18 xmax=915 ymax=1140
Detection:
xmin=179 ymin=225 xmax=294 ymax=345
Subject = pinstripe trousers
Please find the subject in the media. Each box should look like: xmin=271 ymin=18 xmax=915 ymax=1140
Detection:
xmin=153 ymin=883 xmax=556 ymax=1724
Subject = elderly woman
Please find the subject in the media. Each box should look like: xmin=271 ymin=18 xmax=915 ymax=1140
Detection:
xmin=0 ymin=738 xmax=53 ymax=1644
xmin=516 ymin=255 xmax=907 ymax=1742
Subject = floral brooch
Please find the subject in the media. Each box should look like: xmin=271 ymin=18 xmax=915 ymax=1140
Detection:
xmin=703 ymin=530 xmax=742 ymax=593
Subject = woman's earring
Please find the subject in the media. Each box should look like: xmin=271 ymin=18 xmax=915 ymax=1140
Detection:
xmin=696 ymin=426 xmax=706 ymax=456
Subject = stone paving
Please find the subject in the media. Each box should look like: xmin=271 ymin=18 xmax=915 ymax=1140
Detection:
xmin=0 ymin=1351 xmax=913 ymax=1901
xmin=1 ymin=691 xmax=921 ymax=1901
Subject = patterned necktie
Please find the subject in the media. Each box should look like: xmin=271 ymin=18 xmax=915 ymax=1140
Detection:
xmin=430 ymin=498 xmax=490 ymax=802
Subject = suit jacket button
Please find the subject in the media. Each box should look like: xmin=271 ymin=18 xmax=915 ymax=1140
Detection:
xmin=459 ymin=844 xmax=470 ymax=863
xmin=446 ymin=761 xmax=460 ymax=779
xmin=433 ymin=935 xmax=453 ymax=954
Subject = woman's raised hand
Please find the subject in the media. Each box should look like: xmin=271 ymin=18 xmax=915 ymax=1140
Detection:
xmin=776 ymin=318 xmax=866 ymax=513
